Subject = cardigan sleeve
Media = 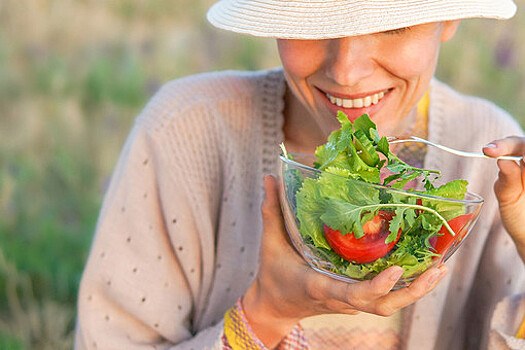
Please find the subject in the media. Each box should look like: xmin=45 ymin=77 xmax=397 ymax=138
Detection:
xmin=469 ymin=215 xmax=525 ymax=350
xmin=74 ymin=69 xmax=291 ymax=350
xmin=489 ymin=293 xmax=525 ymax=350
xmin=74 ymin=122 xmax=226 ymax=350
xmin=465 ymin=111 xmax=525 ymax=350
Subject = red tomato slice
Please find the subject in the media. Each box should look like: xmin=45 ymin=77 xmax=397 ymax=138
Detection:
xmin=416 ymin=198 xmax=424 ymax=215
xmin=323 ymin=211 xmax=402 ymax=263
xmin=429 ymin=213 xmax=474 ymax=256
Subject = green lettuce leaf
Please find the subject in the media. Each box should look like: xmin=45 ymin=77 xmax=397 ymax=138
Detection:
xmin=418 ymin=179 xmax=468 ymax=220
xmin=296 ymin=178 xmax=330 ymax=249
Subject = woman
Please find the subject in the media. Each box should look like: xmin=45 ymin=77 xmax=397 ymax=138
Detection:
xmin=75 ymin=0 xmax=525 ymax=349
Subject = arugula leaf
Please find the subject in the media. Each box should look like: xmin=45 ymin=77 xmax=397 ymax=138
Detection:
xmin=321 ymin=198 xmax=366 ymax=238
xmin=404 ymin=203 xmax=417 ymax=227
xmin=422 ymin=179 xmax=468 ymax=200
xmin=390 ymin=171 xmax=420 ymax=190
xmin=386 ymin=208 xmax=405 ymax=243
xmin=386 ymin=162 xmax=407 ymax=174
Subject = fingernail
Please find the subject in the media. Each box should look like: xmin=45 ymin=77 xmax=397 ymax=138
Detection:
xmin=390 ymin=268 xmax=404 ymax=281
xmin=483 ymin=143 xmax=497 ymax=149
xmin=428 ymin=267 xmax=447 ymax=286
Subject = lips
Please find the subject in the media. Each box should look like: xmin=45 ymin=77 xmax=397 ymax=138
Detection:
xmin=325 ymin=89 xmax=390 ymax=109
xmin=317 ymin=87 xmax=393 ymax=121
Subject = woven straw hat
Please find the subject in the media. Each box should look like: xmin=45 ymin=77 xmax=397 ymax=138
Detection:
xmin=207 ymin=0 xmax=517 ymax=39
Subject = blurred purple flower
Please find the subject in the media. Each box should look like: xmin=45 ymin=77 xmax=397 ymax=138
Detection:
xmin=494 ymin=37 xmax=515 ymax=68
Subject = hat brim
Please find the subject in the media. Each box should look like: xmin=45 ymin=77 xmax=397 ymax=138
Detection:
xmin=207 ymin=0 xmax=517 ymax=39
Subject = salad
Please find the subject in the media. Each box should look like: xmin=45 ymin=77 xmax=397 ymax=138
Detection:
xmin=281 ymin=112 xmax=475 ymax=280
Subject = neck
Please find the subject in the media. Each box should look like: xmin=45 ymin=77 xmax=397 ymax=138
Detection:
xmin=377 ymin=108 xmax=418 ymax=137
xmin=282 ymin=87 xmax=326 ymax=154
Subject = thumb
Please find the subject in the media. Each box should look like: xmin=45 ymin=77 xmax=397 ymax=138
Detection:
xmin=483 ymin=136 xmax=525 ymax=157
xmin=260 ymin=175 xmax=299 ymax=255
xmin=494 ymin=159 xmax=525 ymax=204
xmin=261 ymin=175 xmax=285 ymax=233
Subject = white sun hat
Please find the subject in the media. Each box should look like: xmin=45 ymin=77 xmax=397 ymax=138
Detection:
xmin=207 ymin=0 xmax=517 ymax=39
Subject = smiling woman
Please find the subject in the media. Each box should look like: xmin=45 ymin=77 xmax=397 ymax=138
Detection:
xmin=74 ymin=1 xmax=525 ymax=350
xmin=279 ymin=21 xmax=459 ymax=153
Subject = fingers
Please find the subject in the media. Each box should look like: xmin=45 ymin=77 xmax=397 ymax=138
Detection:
xmin=494 ymin=159 xmax=525 ymax=204
xmin=323 ymin=265 xmax=447 ymax=317
xmin=260 ymin=175 xmax=303 ymax=259
xmin=375 ymin=265 xmax=448 ymax=316
xmin=483 ymin=136 xmax=525 ymax=205
xmin=344 ymin=266 xmax=404 ymax=301
xmin=298 ymin=266 xmax=398 ymax=315
xmin=323 ymin=266 xmax=403 ymax=310
xmin=483 ymin=136 xmax=525 ymax=158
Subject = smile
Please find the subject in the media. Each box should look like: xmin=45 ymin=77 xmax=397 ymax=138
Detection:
xmin=325 ymin=89 xmax=390 ymax=108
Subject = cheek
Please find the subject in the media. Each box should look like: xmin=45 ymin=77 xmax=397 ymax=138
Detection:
xmin=386 ymin=40 xmax=440 ymax=80
xmin=278 ymin=41 xmax=326 ymax=79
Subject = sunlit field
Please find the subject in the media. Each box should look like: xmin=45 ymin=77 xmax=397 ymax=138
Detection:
xmin=1 ymin=1 xmax=524 ymax=348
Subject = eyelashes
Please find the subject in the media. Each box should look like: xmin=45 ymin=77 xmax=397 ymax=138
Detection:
xmin=382 ymin=27 xmax=411 ymax=35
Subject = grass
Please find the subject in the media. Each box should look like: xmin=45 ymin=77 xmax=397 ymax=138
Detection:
xmin=0 ymin=0 xmax=524 ymax=348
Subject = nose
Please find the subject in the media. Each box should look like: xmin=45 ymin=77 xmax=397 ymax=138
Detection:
xmin=325 ymin=36 xmax=376 ymax=87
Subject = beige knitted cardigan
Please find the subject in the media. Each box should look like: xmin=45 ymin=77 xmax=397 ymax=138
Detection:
xmin=75 ymin=68 xmax=525 ymax=350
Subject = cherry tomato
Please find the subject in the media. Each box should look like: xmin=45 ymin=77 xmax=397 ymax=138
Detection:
xmin=429 ymin=213 xmax=473 ymax=256
xmin=323 ymin=211 xmax=402 ymax=263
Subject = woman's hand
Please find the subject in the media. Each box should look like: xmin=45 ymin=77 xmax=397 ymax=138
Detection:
xmin=242 ymin=175 xmax=448 ymax=348
xmin=483 ymin=137 xmax=525 ymax=260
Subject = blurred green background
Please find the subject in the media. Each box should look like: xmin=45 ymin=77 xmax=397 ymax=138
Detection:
xmin=0 ymin=1 xmax=524 ymax=349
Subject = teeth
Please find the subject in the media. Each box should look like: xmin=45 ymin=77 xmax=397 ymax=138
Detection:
xmin=326 ymin=90 xmax=388 ymax=109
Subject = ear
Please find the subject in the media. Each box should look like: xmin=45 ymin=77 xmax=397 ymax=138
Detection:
xmin=440 ymin=20 xmax=460 ymax=42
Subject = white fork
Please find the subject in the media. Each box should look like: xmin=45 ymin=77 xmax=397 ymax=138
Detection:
xmin=387 ymin=136 xmax=522 ymax=161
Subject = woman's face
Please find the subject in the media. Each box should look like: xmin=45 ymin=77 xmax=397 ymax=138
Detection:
xmin=278 ymin=21 xmax=459 ymax=138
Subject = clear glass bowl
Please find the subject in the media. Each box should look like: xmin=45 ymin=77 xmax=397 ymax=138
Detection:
xmin=279 ymin=153 xmax=484 ymax=288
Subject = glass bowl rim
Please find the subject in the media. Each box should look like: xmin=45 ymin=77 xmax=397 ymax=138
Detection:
xmin=280 ymin=153 xmax=484 ymax=205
